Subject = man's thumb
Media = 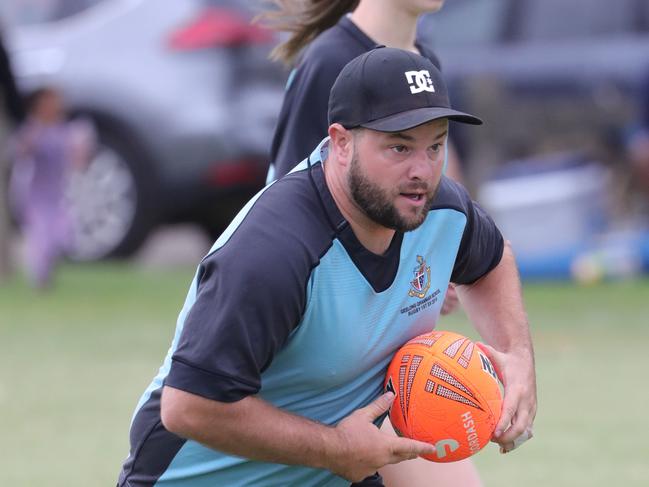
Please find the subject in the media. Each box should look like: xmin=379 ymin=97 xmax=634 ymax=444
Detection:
xmin=359 ymin=392 xmax=395 ymax=421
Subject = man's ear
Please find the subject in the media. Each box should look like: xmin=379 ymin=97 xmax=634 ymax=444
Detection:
xmin=328 ymin=123 xmax=354 ymax=167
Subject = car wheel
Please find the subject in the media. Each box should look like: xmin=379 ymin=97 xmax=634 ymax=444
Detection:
xmin=65 ymin=129 xmax=156 ymax=260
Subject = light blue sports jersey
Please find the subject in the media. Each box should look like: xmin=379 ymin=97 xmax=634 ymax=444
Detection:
xmin=118 ymin=139 xmax=503 ymax=486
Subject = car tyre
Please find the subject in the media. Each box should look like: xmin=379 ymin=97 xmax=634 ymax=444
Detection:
xmin=65 ymin=124 xmax=157 ymax=260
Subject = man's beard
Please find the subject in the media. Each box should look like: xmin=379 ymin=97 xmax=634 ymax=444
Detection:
xmin=348 ymin=153 xmax=436 ymax=232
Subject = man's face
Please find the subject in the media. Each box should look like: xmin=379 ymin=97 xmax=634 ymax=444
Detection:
xmin=347 ymin=119 xmax=448 ymax=232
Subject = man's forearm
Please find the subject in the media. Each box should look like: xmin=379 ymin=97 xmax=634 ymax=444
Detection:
xmin=456 ymin=241 xmax=537 ymax=448
xmin=161 ymin=387 xmax=435 ymax=482
xmin=456 ymin=241 xmax=533 ymax=355
xmin=161 ymin=386 xmax=339 ymax=470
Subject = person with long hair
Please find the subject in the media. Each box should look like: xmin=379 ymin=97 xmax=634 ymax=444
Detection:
xmin=262 ymin=0 xmax=464 ymax=319
xmin=258 ymin=2 xmax=483 ymax=485
xmin=262 ymin=0 xmax=463 ymax=184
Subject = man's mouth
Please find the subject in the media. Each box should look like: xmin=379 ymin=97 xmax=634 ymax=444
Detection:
xmin=401 ymin=193 xmax=424 ymax=201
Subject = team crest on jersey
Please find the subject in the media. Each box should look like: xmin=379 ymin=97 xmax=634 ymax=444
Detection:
xmin=408 ymin=255 xmax=431 ymax=299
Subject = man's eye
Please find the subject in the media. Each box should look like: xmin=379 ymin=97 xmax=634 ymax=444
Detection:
xmin=430 ymin=143 xmax=442 ymax=153
xmin=391 ymin=145 xmax=408 ymax=154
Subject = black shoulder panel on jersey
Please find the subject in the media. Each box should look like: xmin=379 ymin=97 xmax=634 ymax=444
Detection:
xmin=166 ymin=170 xmax=337 ymax=403
xmin=430 ymin=177 xmax=504 ymax=285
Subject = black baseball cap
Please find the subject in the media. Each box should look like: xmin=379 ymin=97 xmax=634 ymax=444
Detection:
xmin=328 ymin=46 xmax=482 ymax=131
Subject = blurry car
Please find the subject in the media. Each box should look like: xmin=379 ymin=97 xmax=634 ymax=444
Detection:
xmin=1 ymin=0 xmax=286 ymax=259
xmin=419 ymin=0 xmax=649 ymax=188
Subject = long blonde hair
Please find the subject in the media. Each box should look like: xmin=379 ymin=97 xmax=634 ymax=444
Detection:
xmin=258 ymin=0 xmax=360 ymax=66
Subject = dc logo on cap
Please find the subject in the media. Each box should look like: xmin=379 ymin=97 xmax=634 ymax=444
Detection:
xmin=405 ymin=70 xmax=435 ymax=95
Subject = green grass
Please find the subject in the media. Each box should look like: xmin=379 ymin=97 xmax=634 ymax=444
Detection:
xmin=449 ymin=280 xmax=649 ymax=486
xmin=0 ymin=264 xmax=196 ymax=486
xmin=1 ymin=265 xmax=648 ymax=486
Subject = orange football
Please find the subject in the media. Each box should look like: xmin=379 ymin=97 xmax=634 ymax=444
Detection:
xmin=384 ymin=330 xmax=502 ymax=462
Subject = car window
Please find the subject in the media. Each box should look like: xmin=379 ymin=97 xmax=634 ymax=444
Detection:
xmin=519 ymin=0 xmax=640 ymax=41
xmin=418 ymin=0 xmax=508 ymax=48
xmin=0 ymin=0 xmax=105 ymax=27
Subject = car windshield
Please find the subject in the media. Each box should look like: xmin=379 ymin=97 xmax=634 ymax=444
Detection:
xmin=0 ymin=0 xmax=105 ymax=27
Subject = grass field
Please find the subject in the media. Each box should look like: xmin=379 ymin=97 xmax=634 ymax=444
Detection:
xmin=1 ymin=264 xmax=648 ymax=486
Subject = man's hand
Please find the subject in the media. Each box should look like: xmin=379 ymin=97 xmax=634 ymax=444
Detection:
xmin=456 ymin=242 xmax=537 ymax=455
xmin=162 ymin=388 xmax=435 ymax=483
xmin=477 ymin=342 xmax=536 ymax=453
xmin=330 ymin=392 xmax=436 ymax=482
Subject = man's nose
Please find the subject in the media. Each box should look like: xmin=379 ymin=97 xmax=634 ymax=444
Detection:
xmin=407 ymin=150 xmax=437 ymax=180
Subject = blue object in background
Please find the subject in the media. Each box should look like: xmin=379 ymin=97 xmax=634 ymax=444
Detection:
xmin=478 ymin=151 xmax=649 ymax=281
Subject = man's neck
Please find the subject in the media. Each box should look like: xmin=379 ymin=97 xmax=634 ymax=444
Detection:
xmin=350 ymin=1 xmax=419 ymax=53
xmin=322 ymin=158 xmax=395 ymax=256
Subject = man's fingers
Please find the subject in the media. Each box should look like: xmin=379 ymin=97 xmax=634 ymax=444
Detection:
xmin=389 ymin=437 xmax=436 ymax=462
xmin=472 ymin=342 xmax=537 ymax=454
xmin=513 ymin=428 xmax=533 ymax=448
xmin=357 ymin=392 xmax=395 ymax=421
xmin=493 ymin=390 xmax=518 ymax=439
xmin=499 ymin=427 xmax=534 ymax=454
xmin=494 ymin=395 xmax=534 ymax=449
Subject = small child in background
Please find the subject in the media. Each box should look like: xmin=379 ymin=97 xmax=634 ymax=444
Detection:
xmin=10 ymin=87 xmax=94 ymax=289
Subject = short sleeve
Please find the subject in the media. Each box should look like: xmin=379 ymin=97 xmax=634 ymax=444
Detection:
xmin=166 ymin=224 xmax=312 ymax=402
xmin=165 ymin=177 xmax=333 ymax=403
xmin=450 ymin=185 xmax=504 ymax=285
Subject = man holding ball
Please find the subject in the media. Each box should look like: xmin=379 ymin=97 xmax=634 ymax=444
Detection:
xmin=118 ymin=47 xmax=536 ymax=487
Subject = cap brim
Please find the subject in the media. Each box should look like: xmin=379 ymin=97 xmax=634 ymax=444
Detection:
xmin=361 ymin=107 xmax=482 ymax=132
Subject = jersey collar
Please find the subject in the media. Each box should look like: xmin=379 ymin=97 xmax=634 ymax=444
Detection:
xmin=308 ymin=137 xmax=348 ymax=234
